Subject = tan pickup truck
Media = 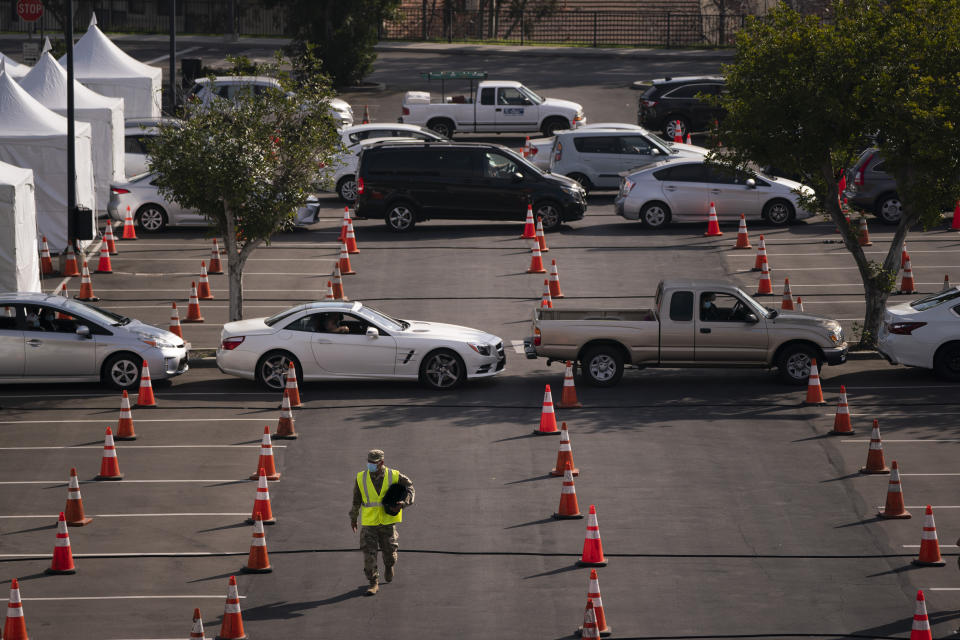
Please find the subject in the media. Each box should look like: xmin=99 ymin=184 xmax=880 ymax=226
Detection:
xmin=524 ymin=279 xmax=848 ymax=386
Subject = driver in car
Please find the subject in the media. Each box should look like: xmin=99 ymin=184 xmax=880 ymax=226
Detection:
xmin=323 ymin=313 xmax=350 ymax=334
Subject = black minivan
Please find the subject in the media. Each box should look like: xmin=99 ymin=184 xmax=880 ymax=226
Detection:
xmin=355 ymin=140 xmax=587 ymax=232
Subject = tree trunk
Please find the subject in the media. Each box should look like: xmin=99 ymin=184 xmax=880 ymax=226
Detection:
xmin=221 ymin=204 xmax=263 ymax=322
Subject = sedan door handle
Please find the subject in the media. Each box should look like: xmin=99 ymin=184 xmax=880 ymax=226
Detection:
xmin=313 ymin=338 xmax=332 ymax=344
xmin=495 ymin=108 xmax=502 ymax=112
xmin=26 ymin=339 xmax=42 ymax=346
xmin=699 ymin=328 xmax=711 ymax=334
xmin=710 ymin=189 xmax=722 ymax=194
xmin=664 ymin=186 xmax=677 ymax=191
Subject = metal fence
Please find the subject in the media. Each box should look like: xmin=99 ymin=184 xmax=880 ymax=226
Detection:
xmin=379 ymin=7 xmax=748 ymax=48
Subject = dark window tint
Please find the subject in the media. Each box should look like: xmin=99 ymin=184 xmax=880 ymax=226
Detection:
xmin=0 ymin=304 xmax=16 ymax=330
xmin=427 ymin=149 xmax=477 ymax=177
xmin=480 ymin=88 xmax=495 ymax=105
xmin=481 ymin=151 xmax=519 ymax=178
xmin=573 ymin=136 xmax=620 ymax=154
xmin=704 ymin=165 xmax=740 ymax=185
xmin=665 ymin=84 xmax=701 ymax=99
xmin=618 ymin=135 xmax=653 ymax=155
xmin=872 ymin=161 xmax=887 ymax=173
xmin=364 ymin=149 xmax=429 ymax=175
xmin=669 ymin=291 xmax=693 ymax=321
xmin=656 ymin=163 xmax=708 ymax=182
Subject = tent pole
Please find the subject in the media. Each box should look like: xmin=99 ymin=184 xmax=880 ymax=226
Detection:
xmin=64 ymin=0 xmax=76 ymax=260
xmin=169 ymin=0 xmax=176 ymax=114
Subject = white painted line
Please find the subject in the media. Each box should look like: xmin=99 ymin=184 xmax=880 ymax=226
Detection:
xmin=904 ymin=545 xmax=958 ymax=548
xmin=730 ymin=249 xmax=958 ymax=257
xmin=0 ymin=553 xmax=244 ymax=558
xmin=510 ymin=339 xmax=525 ymax=354
xmin=928 ymin=588 xmax=960 ymax=591
xmin=0 ymin=445 xmax=284 ymax=450
xmin=77 ymin=289 xmax=322 ymax=292
xmin=0 ymin=595 xmax=244 ymax=601
xmin=834 ymin=385 xmax=958 ymax=390
xmin=745 ymin=265 xmax=960 ymax=271
xmin=115 ymin=258 xmax=333 ymax=262
xmin=900 ymin=474 xmax=960 ymax=476
xmin=841 ymin=439 xmax=960 ymax=443
xmin=741 ymin=282 xmax=947 ymax=288
xmin=0 ymin=391 xmax=274 ymax=398
xmin=143 ymin=46 xmax=201 ymax=65
xmin=0 ymin=418 xmax=277 ymax=424
xmin=122 ymin=242 xmax=340 ymax=249
xmin=0 ymin=480 xmax=249 ymax=485
xmin=0 ymin=513 xmax=248 ymax=518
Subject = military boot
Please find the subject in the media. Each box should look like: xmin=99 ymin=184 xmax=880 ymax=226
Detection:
xmin=384 ymin=565 xmax=394 ymax=583
xmin=365 ymin=580 xmax=379 ymax=596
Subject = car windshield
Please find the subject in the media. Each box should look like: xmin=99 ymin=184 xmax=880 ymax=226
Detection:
xmin=499 ymin=146 xmax=543 ymax=175
xmin=61 ymin=299 xmax=131 ymax=326
xmin=910 ymin=288 xmax=960 ymax=311
xmin=355 ymin=305 xmax=407 ymax=332
xmin=736 ymin=288 xmax=776 ymax=318
xmin=265 ymin=306 xmax=307 ymax=327
xmin=518 ymin=85 xmax=544 ymax=105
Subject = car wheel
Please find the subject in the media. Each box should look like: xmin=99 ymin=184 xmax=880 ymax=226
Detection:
xmin=385 ymin=202 xmax=417 ymax=233
xmin=875 ymin=193 xmax=902 ymax=225
xmin=541 ymin=117 xmax=570 ymax=137
xmin=419 ymin=349 xmax=466 ymax=390
xmin=639 ymin=201 xmax=671 ymax=229
xmin=336 ymin=175 xmax=358 ymax=203
xmin=664 ymin=117 xmax=689 ymax=140
xmin=777 ymin=343 xmax=819 ymax=385
xmin=534 ymin=200 xmax=562 ymax=231
xmin=135 ymin=204 xmax=167 ymax=233
xmin=933 ymin=342 xmax=960 ymax=381
xmin=567 ymin=173 xmax=592 ymax=194
xmin=256 ymin=351 xmax=300 ymax=392
xmin=102 ymin=352 xmax=142 ymax=391
xmin=763 ymin=199 xmax=794 ymax=226
xmin=427 ymin=118 xmax=454 ymax=138
xmin=581 ymin=345 xmax=624 ymax=387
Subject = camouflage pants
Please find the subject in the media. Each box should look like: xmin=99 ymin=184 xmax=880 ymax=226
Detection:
xmin=360 ymin=524 xmax=398 ymax=582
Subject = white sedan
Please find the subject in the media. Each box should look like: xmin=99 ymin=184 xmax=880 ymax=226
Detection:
xmin=878 ymin=288 xmax=960 ymax=380
xmin=216 ymin=301 xmax=506 ymax=391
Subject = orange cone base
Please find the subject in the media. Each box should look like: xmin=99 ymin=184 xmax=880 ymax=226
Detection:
xmin=533 ymin=428 xmax=561 ymax=435
xmin=95 ymin=472 xmax=124 ymax=481
xmin=45 ymin=566 xmax=76 ymax=575
xmin=550 ymin=467 xmax=579 ymax=477
xmin=878 ymin=509 xmax=911 ymax=520
xmin=249 ymin=471 xmax=281 ymax=481
xmin=859 ymin=466 xmax=890 ymax=475
xmin=272 ymin=432 xmax=298 ymax=440
xmin=74 ymin=294 xmax=100 ymax=302
xmin=828 ymin=428 xmax=856 ymax=436
xmin=527 ymin=266 xmax=547 ymax=274
xmin=215 ymin=632 xmax=248 ymax=640
xmin=66 ymin=515 xmax=93 ymax=526
xmin=114 ymin=434 xmax=137 ymax=441
xmin=576 ymin=559 xmax=608 ymax=567
xmin=578 ymin=625 xmax=613 ymax=637
xmin=557 ymin=400 xmax=582 ymax=409
xmin=245 ymin=516 xmax=276 ymax=525
xmin=241 ymin=563 xmax=272 ymax=574
xmin=182 ymin=317 xmax=204 ymax=323
xmin=912 ymin=559 xmax=946 ymax=567
xmin=805 ymin=398 xmax=827 ymax=406
xmin=553 ymin=511 xmax=584 ymax=520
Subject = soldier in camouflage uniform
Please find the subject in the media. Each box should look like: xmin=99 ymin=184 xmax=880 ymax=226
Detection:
xmin=350 ymin=449 xmax=415 ymax=595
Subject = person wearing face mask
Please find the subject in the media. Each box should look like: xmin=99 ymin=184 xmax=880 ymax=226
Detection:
xmin=349 ymin=449 xmax=415 ymax=596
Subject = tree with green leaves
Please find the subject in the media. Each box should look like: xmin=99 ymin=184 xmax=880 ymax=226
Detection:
xmin=714 ymin=0 xmax=960 ymax=348
xmin=147 ymin=54 xmax=343 ymax=321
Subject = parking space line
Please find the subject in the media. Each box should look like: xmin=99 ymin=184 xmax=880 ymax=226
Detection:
xmin=510 ymin=339 xmax=525 ymax=354
xmin=0 ymin=391 xmax=275 ymax=398
xmin=0 ymin=418 xmax=278 ymax=424
xmin=841 ymin=439 xmax=960 ymax=443
xmin=0 ymin=445 xmax=285 ymax=450
xmin=0 ymin=513 xmax=248 ymax=518
xmin=899 ymin=473 xmax=960 ymax=476
xmin=74 ymin=289 xmax=324 ymax=292
xmin=0 ymin=595 xmax=244 ymax=601
xmin=904 ymin=545 xmax=959 ymax=548
xmin=0 ymin=553 xmax=246 ymax=558
xmin=0 ymin=480 xmax=251 ymax=485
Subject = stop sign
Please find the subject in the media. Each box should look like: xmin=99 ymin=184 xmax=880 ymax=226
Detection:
xmin=16 ymin=0 xmax=43 ymax=22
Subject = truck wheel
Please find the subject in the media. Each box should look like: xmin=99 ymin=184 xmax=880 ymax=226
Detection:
xmin=385 ymin=201 xmax=417 ymax=233
xmin=776 ymin=344 xmax=818 ymax=385
xmin=427 ymin=118 xmax=454 ymax=138
xmin=582 ymin=346 xmax=624 ymax=387
xmin=933 ymin=342 xmax=960 ymax=381
xmin=541 ymin=117 xmax=570 ymax=137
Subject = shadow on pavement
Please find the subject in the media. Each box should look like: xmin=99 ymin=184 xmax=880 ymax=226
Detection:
xmin=241 ymin=590 xmax=366 ymax=620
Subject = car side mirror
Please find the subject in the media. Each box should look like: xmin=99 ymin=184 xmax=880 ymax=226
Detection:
xmin=650 ymin=147 xmax=660 ymax=155
xmin=366 ymin=326 xmax=379 ymax=338
xmin=744 ymin=313 xmax=759 ymax=323
xmin=76 ymin=325 xmax=92 ymax=338
xmin=745 ymin=178 xmax=756 ymax=189
xmin=512 ymin=172 xmax=524 ymax=183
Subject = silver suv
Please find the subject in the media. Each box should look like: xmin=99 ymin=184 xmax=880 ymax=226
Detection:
xmin=843 ymin=148 xmax=901 ymax=224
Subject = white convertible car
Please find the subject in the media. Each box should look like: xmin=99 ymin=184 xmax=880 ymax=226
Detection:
xmin=216 ymin=301 xmax=506 ymax=391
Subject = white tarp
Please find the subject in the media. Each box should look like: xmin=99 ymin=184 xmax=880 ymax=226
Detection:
xmin=61 ymin=14 xmax=161 ymax=118
xmin=0 ymin=53 xmax=30 ymax=79
xmin=0 ymin=69 xmax=95 ymax=253
xmin=21 ymin=49 xmax=125 ymax=212
xmin=0 ymin=160 xmax=40 ymax=293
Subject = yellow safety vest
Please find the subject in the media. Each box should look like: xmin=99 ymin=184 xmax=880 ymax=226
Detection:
xmin=357 ymin=467 xmax=402 ymax=526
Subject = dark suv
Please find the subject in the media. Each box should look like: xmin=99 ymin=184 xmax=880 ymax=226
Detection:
xmin=355 ymin=140 xmax=587 ymax=232
xmin=843 ymin=148 xmax=901 ymax=224
xmin=637 ymin=76 xmax=726 ymax=140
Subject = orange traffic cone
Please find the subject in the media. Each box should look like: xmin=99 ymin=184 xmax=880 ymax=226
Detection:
xmin=168 ymin=302 xmax=183 ymax=338
xmin=913 ymin=505 xmax=946 ymax=566
xmin=673 ymin=119 xmax=683 ymax=143
xmin=755 ymin=259 xmax=773 ymax=295
xmin=534 ymin=384 xmax=560 ymax=435
xmin=522 ymin=135 xmax=531 ymax=158
xmin=550 ymin=422 xmax=579 ymax=476
xmin=581 ymin=599 xmax=600 ymax=639
xmin=216 ymin=576 xmax=248 ymax=639
xmin=250 ymin=426 xmax=280 ymax=481
xmin=752 ymin=234 xmax=767 ymax=271
xmin=796 ymin=296 xmax=804 ymax=312
xmin=95 ymin=242 xmax=112 ymax=273
xmin=331 ymin=265 xmax=347 ymax=300
xmin=75 ymin=261 xmax=99 ymax=301
xmin=830 ymin=385 xmax=854 ymax=435
xmin=248 ymin=468 xmax=275 ymax=525
xmin=860 ymin=419 xmax=890 ymax=474
xmin=345 ymin=217 xmax=360 ymax=254
xmin=241 ymin=514 xmax=272 ymax=573
xmin=734 ymin=214 xmax=751 ymax=249
xmin=541 ymin=279 xmax=553 ymax=309
xmin=190 ymin=608 xmax=205 ymax=639
xmin=45 ymin=512 xmax=77 ymax=574
xmin=900 ymin=258 xmax=917 ymax=294
xmin=557 ymin=361 xmax=582 ymax=409
xmin=548 ymin=260 xmax=564 ymax=298
xmin=3 ymin=578 xmax=29 ymax=640
xmin=96 ymin=427 xmax=123 ymax=480
xmin=40 ymin=236 xmax=55 ymax=275
xmin=63 ymin=243 xmax=80 ymax=276
xmin=952 ymin=201 xmax=960 ymax=231
xmin=878 ymin=461 xmax=911 ymax=519
xmin=901 ymin=243 xmax=909 ymax=268
xmin=857 ymin=216 xmax=872 ymax=246
xmin=338 ymin=242 xmax=356 ymax=275
xmin=804 ymin=358 xmax=825 ymax=405
xmin=579 ymin=570 xmax=611 ymax=637
xmin=911 ymin=590 xmax=932 ymax=640
xmin=135 ymin=360 xmax=157 ymax=407
xmin=527 ymin=242 xmax=547 ymax=274
xmin=578 ymin=505 xmax=607 ymax=567
xmin=283 ymin=362 xmax=301 ymax=408
xmin=338 ymin=206 xmax=350 ymax=243
xmin=943 ymin=275 xmax=951 ymax=291
xmin=554 ymin=463 xmax=583 ymax=519
xmin=324 ymin=280 xmax=335 ymax=301
xmin=362 ymin=104 xmax=370 ymax=124
xmin=115 ymin=390 xmax=137 ymax=440
xmin=535 ymin=216 xmax=549 ymax=252
xmin=521 ymin=204 xmax=536 ymax=239
xmin=121 ymin=206 xmax=137 ymax=240
xmin=208 ymin=240 xmax=223 ymax=274
xmin=780 ymin=278 xmax=794 ymax=310
xmin=274 ymin=389 xmax=298 ymax=440
xmin=56 ymin=283 xmax=70 ymax=318
xmin=704 ymin=201 xmax=723 ymax=236
xmin=64 ymin=467 xmax=92 ymax=526
xmin=104 ymin=224 xmax=117 ymax=255
xmin=685 ymin=131 xmax=692 ymax=145
xmin=184 ymin=282 xmax=204 ymax=323
xmin=197 ymin=262 xmax=214 ymax=300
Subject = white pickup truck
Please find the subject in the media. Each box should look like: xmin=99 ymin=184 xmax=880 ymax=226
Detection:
xmin=400 ymin=75 xmax=586 ymax=138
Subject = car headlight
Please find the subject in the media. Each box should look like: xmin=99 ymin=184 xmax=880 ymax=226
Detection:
xmin=136 ymin=331 xmax=176 ymax=349
xmin=562 ymin=185 xmax=584 ymax=197
xmin=469 ymin=343 xmax=492 ymax=356
xmin=828 ymin=326 xmax=844 ymax=345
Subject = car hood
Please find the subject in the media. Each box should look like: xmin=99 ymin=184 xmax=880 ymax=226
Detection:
xmin=222 ymin=317 xmax=273 ymax=337
xmin=669 ymin=143 xmax=709 ymax=156
xmin=400 ymin=320 xmax=499 ymax=344
xmin=542 ymin=98 xmax=582 ymax=113
xmin=541 ymin=171 xmax=581 ymax=189
xmin=768 ymin=312 xmax=842 ymax=333
xmin=767 ymin=175 xmax=814 ymax=197
xmin=125 ymin=319 xmax=184 ymax=344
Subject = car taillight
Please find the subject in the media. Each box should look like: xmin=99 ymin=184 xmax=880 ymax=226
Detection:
xmin=529 ymin=147 xmax=538 ymax=156
xmin=357 ymin=176 xmax=364 ymax=195
xmin=855 ymin=153 xmax=874 ymax=185
xmin=221 ymin=336 xmax=245 ymax=350
xmin=554 ymin=142 xmax=563 ymax=162
xmin=402 ymin=107 xmax=410 ymax=116
xmin=111 ymin=187 xmax=130 ymax=195
xmin=533 ymin=327 xmax=541 ymax=346
xmin=887 ymin=321 xmax=927 ymax=335
xmin=641 ymin=99 xmax=657 ymax=108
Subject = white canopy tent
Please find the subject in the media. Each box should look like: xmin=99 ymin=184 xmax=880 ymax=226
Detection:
xmin=0 ymin=160 xmax=40 ymax=293
xmin=61 ymin=14 xmax=162 ymax=118
xmin=0 ymin=68 xmax=95 ymax=253
xmin=0 ymin=53 xmax=30 ymax=79
xmin=21 ymin=48 xmax=125 ymax=213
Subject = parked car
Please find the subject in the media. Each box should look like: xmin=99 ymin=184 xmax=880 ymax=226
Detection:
xmin=878 ymin=287 xmax=960 ymax=380
xmin=0 ymin=292 xmax=188 ymax=390
xmin=124 ymin=118 xmax=183 ymax=177
xmin=108 ymin=172 xmax=320 ymax=232
xmin=843 ymin=148 xmax=901 ymax=224
xmin=614 ymin=159 xmax=815 ymax=229
xmin=636 ymin=76 xmax=726 ymax=140
xmin=355 ymin=140 xmax=587 ymax=232
xmin=525 ymin=279 xmax=847 ymax=386
xmin=543 ymin=127 xmax=707 ymax=192
xmin=216 ymin=300 xmax=506 ymax=391
xmin=526 ymin=122 xmax=652 ymax=169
